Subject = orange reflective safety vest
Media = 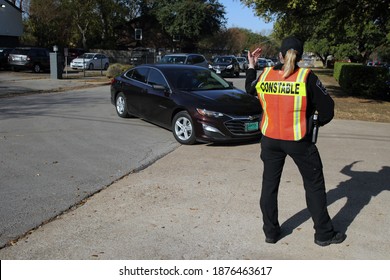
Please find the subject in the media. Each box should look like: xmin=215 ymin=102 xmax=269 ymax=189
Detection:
xmin=255 ymin=67 xmax=311 ymax=141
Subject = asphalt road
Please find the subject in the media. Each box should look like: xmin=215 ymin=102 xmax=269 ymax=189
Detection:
xmin=0 ymin=85 xmax=179 ymax=248
xmin=0 ymin=70 xmax=247 ymax=248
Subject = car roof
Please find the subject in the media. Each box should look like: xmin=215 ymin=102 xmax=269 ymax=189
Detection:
xmin=163 ymin=53 xmax=204 ymax=56
xmin=134 ymin=64 xmax=207 ymax=71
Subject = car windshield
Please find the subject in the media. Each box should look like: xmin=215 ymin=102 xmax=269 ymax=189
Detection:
xmin=160 ymin=55 xmax=186 ymax=64
xmin=164 ymin=68 xmax=232 ymax=90
xmin=213 ymin=57 xmax=232 ymax=63
xmin=80 ymin=53 xmax=95 ymax=59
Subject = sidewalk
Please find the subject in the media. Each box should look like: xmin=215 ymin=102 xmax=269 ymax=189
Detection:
xmin=0 ymin=70 xmax=110 ymax=98
xmin=0 ymin=119 xmax=389 ymax=259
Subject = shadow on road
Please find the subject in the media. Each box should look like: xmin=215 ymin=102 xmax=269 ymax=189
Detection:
xmin=279 ymin=161 xmax=390 ymax=238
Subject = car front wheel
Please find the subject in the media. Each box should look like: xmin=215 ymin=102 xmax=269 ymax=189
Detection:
xmin=115 ymin=92 xmax=129 ymax=118
xmin=172 ymin=111 xmax=196 ymax=145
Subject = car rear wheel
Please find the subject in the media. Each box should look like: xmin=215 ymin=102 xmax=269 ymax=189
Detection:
xmin=115 ymin=92 xmax=130 ymax=118
xmin=172 ymin=111 xmax=196 ymax=145
xmin=104 ymin=63 xmax=109 ymax=70
xmin=33 ymin=64 xmax=41 ymax=73
xmin=88 ymin=63 xmax=94 ymax=70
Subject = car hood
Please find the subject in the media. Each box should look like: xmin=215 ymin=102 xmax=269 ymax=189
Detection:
xmin=184 ymin=88 xmax=261 ymax=115
xmin=71 ymin=57 xmax=92 ymax=63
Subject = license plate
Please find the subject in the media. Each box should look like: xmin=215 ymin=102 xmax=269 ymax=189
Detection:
xmin=245 ymin=122 xmax=259 ymax=132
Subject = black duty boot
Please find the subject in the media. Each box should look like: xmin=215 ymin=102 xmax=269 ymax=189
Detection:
xmin=314 ymin=232 xmax=346 ymax=246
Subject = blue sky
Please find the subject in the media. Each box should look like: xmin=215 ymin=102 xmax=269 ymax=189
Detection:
xmin=223 ymin=0 xmax=274 ymax=34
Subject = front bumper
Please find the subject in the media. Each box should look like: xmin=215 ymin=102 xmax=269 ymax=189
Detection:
xmin=194 ymin=113 xmax=262 ymax=143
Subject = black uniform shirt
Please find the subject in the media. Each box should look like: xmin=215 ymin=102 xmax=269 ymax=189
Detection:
xmin=245 ymin=64 xmax=334 ymax=126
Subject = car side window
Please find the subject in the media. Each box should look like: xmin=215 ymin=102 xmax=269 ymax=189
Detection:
xmin=186 ymin=56 xmax=194 ymax=64
xmin=147 ymin=69 xmax=168 ymax=87
xmin=130 ymin=67 xmax=149 ymax=83
xmin=193 ymin=55 xmax=205 ymax=64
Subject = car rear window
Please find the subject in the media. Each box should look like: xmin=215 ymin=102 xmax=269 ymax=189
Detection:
xmin=11 ymin=49 xmax=30 ymax=55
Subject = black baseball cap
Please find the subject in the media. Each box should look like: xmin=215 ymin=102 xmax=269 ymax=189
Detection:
xmin=280 ymin=36 xmax=303 ymax=57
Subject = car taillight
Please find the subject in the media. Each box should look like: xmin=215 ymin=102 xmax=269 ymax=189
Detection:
xmin=110 ymin=78 xmax=116 ymax=85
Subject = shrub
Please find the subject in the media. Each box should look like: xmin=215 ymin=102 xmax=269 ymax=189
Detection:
xmin=334 ymin=62 xmax=389 ymax=100
xmin=106 ymin=63 xmax=132 ymax=78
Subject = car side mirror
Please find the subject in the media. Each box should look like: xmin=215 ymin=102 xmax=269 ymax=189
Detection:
xmin=152 ymin=84 xmax=171 ymax=96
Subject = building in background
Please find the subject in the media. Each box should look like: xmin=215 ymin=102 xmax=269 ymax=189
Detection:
xmin=0 ymin=0 xmax=23 ymax=47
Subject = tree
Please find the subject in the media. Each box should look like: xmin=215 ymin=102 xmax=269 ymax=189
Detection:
xmin=241 ymin=0 xmax=389 ymax=63
xmin=198 ymin=27 xmax=278 ymax=59
xmin=25 ymin=0 xmax=71 ymax=47
xmin=153 ymin=0 xmax=226 ymax=51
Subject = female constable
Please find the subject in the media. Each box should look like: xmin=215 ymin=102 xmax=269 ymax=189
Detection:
xmin=246 ymin=36 xmax=346 ymax=246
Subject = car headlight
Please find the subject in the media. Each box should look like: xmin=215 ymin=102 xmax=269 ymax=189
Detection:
xmin=227 ymin=64 xmax=233 ymax=69
xmin=208 ymin=64 xmax=212 ymax=69
xmin=196 ymin=108 xmax=224 ymax=118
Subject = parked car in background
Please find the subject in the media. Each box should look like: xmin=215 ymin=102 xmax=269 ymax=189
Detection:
xmin=266 ymin=58 xmax=274 ymax=67
xmin=237 ymin=57 xmax=248 ymax=72
xmin=299 ymin=58 xmax=314 ymax=68
xmin=111 ymin=64 xmax=262 ymax=145
xmin=209 ymin=55 xmax=240 ymax=77
xmin=256 ymin=58 xmax=268 ymax=70
xmin=70 ymin=52 xmax=109 ymax=70
xmin=0 ymin=47 xmax=13 ymax=69
xmin=8 ymin=47 xmax=51 ymax=73
xmin=158 ymin=53 xmax=208 ymax=68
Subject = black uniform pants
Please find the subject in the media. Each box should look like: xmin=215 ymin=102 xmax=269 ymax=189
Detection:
xmin=260 ymin=136 xmax=335 ymax=241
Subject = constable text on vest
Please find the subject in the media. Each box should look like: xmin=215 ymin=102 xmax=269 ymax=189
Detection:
xmin=260 ymin=82 xmax=301 ymax=95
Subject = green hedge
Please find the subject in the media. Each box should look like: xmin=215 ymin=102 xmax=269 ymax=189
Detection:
xmin=106 ymin=63 xmax=133 ymax=78
xmin=333 ymin=62 xmax=389 ymax=100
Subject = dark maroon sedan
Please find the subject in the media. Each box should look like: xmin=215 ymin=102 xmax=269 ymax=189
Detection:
xmin=110 ymin=64 xmax=262 ymax=145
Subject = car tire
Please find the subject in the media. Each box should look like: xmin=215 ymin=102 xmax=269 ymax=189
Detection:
xmin=104 ymin=63 xmax=109 ymax=70
xmin=88 ymin=63 xmax=94 ymax=70
xmin=115 ymin=92 xmax=130 ymax=118
xmin=172 ymin=111 xmax=196 ymax=145
xmin=33 ymin=64 xmax=41 ymax=73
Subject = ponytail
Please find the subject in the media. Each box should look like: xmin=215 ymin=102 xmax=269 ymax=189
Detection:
xmin=282 ymin=49 xmax=298 ymax=79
